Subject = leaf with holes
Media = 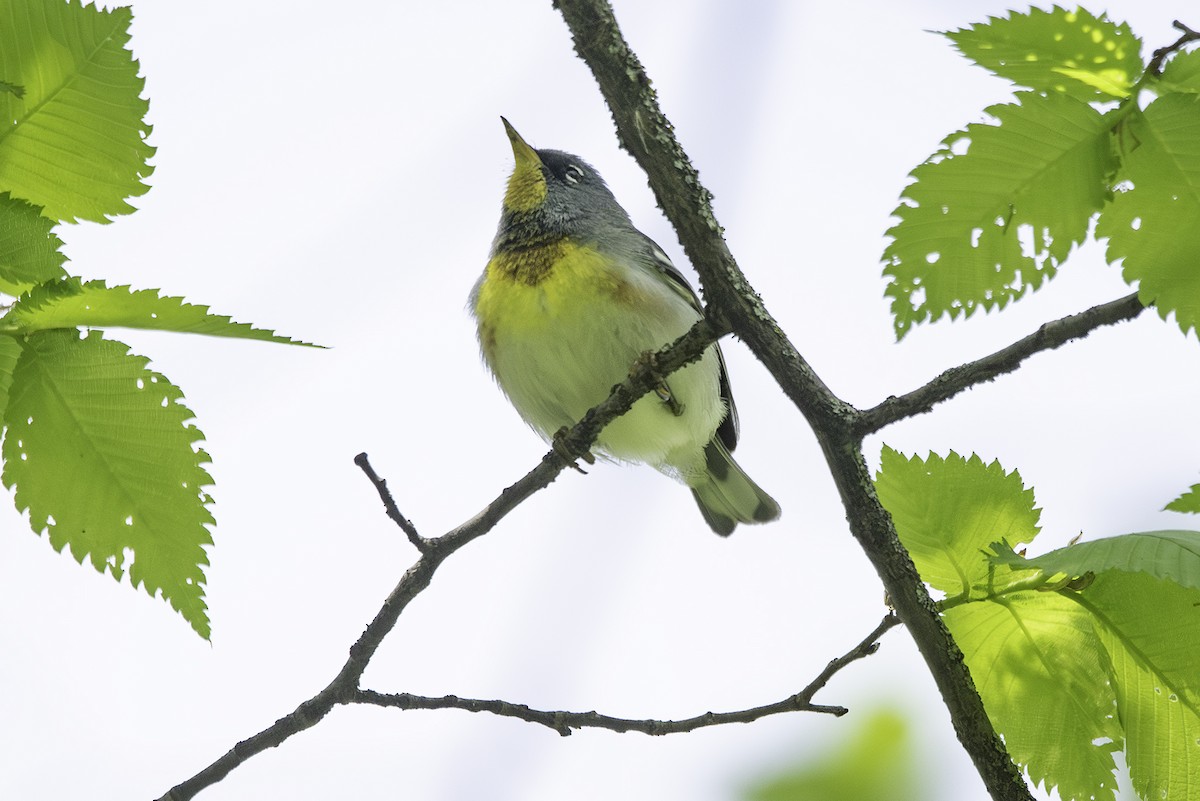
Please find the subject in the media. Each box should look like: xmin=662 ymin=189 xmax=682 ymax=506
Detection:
xmin=0 ymin=0 xmax=152 ymax=222
xmin=4 ymin=278 xmax=317 ymax=345
xmin=883 ymin=92 xmax=1115 ymax=339
xmin=1098 ymin=94 xmax=1200 ymax=336
xmin=945 ymin=7 xmax=1142 ymax=101
xmin=1 ymin=330 xmax=213 ymax=638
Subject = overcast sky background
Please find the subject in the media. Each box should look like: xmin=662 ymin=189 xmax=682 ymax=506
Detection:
xmin=2 ymin=1 xmax=1198 ymax=799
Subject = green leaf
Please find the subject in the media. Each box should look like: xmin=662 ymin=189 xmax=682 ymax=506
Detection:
xmin=2 ymin=330 xmax=213 ymax=638
xmin=1158 ymin=48 xmax=1200 ymax=95
xmin=0 ymin=193 xmax=68 ymax=295
xmin=1167 ymin=484 xmax=1200 ymax=514
xmin=945 ymin=7 xmax=1142 ymax=102
xmin=743 ymin=708 xmax=920 ymax=801
xmin=883 ymin=92 xmax=1115 ymax=338
xmin=0 ymin=0 xmax=153 ymax=222
xmin=874 ymin=448 xmax=1040 ymax=597
xmin=0 ymin=79 xmax=24 ymax=99
xmin=947 ymin=592 xmax=1121 ymax=801
xmin=1085 ymin=571 xmax=1200 ymax=706
xmin=0 ymin=335 xmax=23 ymax=416
xmin=1083 ymin=571 xmax=1200 ymax=799
xmin=1098 ymin=94 xmax=1200 ymax=336
xmin=993 ymin=530 xmax=1200 ymax=590
xmin=3 ymin=278 xmax=315 ymax=345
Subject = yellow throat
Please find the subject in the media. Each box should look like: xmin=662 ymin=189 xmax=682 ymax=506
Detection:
xmin=501 ymin=117 xmax=547 ymax=213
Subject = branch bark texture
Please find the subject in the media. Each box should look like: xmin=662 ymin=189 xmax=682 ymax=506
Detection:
xmin=159 ymin=4 xmax=1155 ymax=799
xmin=552 ymin=1 xmax=1058 ymax=799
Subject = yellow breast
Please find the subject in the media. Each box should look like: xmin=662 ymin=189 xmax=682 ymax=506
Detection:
xmin=474 ymin=240 xmax=628 ymax=350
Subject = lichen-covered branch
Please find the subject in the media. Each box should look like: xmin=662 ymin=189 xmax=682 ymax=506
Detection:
xmin=553 ymin=1 xmax=1036 ymax=799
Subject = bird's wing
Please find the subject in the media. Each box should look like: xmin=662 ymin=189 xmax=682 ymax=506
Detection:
xmin=642 ymin=237 xmax=740 ymax=451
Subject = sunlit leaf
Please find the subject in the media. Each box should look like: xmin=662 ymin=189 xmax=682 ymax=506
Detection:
xmin=947 ymin=592 xmax=1121 ymax=801
xmin=993 ymin=530 xmax=1200 ymax=590
xmin=0 ymin=0 xmax=153 ymax=222
xmin=875 ymin=448 xmax=1040 ymax=597
xmin=2 ymin=330 xmax=213 ymax=638
xmin=4 ymin=278 xmax=316 ymax=345
xmin=1085 ymin=571 xmax=1200 ymax=800
xmin=1098 ymin=94 xmax=1200 ymax=336
xmin=945 ymin=6 xmax=1142 ymax=101
xmin=883 ymin=93 xmax=1114 ymax=338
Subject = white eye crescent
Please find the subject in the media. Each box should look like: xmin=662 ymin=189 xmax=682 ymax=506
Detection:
xmin=564 ymin=164 xmax=585 ymax=185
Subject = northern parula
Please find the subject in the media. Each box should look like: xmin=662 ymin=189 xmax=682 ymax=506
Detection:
xmin=470 ymin=119 xmax=780 ymax=535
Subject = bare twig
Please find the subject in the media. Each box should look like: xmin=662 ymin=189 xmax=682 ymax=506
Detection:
xmin=354 ymin=452 xmax=428 ymax=550
xmin=159 ymin=6 xmax=1162 ymax=801
xmin=856 ymin=292 xmax=1145 ymax=436
xmin=352 ymin=613 xmax=900 ymax=735
xmin=158 ymin=319 xmax=723 ymax=801
xmin=1148 ymin=19 xmax=1200 ymax=75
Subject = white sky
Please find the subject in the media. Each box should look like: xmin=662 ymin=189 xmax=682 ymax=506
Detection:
xmin=2 ymin=1 xmax=1198 ymax=799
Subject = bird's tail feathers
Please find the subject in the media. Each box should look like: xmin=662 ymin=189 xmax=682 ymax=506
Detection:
xmin=688 ymin=438 xmax=780 ymax=536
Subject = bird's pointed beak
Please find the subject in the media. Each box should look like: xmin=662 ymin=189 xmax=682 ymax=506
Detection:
xmin=500 ymin=117 xmax=547 ymax=213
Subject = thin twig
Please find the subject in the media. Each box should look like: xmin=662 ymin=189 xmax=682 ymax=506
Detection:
xmin=352 ymin=614 xmax=900 ymax=735
xmin=157 ymin=319 xmax=722 ymax=801
xmin=856 ymin=292 xmax=1145 ymax=436
xmin=1148 ymin=20 xmax=1200 ymax=76
xmin=354 ymin=452 xmax=428 ymax=550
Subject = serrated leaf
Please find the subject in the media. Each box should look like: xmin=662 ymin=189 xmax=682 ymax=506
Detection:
xmin=874 ymin=448 xmax=1040 ymax=597
xmin=1167 ymin=484 xmax=1200 ymax=514
xmin=1158 ymin=48 xmax=1200 ymax=95
xmin=940 ymin=6 xmax=1137 ymax=101
xmin=947 ymin=593 xmax=1121 ymax=801
xmin=0 ymin=335 xmax=23 ymax=416
xmin=0 ymin=0 xmax=153 ymax=222
xmin=1098 ymin=95 xmax=1200 ymax=336
xmin=0 ymin=193 xmax=67 ymax=295
xmin=3 ymin=278 xmax=315 ymax=346
xmin=945 ymin=6 xmax=1142 ymax=102
xmin=1084 ymin=571 xmax=1200 ymax=799
xmin=883 ymin=92 xmax=1114 ymax=339
xmin=993 ymin=530 xmax=1200 ymax=590
xmin=1086 ymin=571 xmax=1200 ymax=707
xmin=2 ymin=330 xmax=213 ymax=638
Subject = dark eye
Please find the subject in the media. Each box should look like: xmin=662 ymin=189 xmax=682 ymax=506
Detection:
xmin=564 ymin=164 xmax=585 ymax=185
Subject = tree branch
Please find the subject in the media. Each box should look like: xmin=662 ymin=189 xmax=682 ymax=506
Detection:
xmin=856 ymin=291 xmax=1145 ymax=436
xmin=158 ymin=320 xmax=726 ymax=801
xmin=1147 ymin=19 xmax=1200 ymax=75
xmin=354 ymin=451 xmax=429 ymax=550
xmin=352 ymin=613 xmax=899 ymax=735
xmin=553 ymin=2 xmax=1035 ymax=799
xmin=160 ymin=6 xmax=1156 ymax=800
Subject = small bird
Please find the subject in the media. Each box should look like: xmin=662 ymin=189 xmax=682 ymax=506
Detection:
xmin=470 ymin=118 xmax=780 ymax=535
